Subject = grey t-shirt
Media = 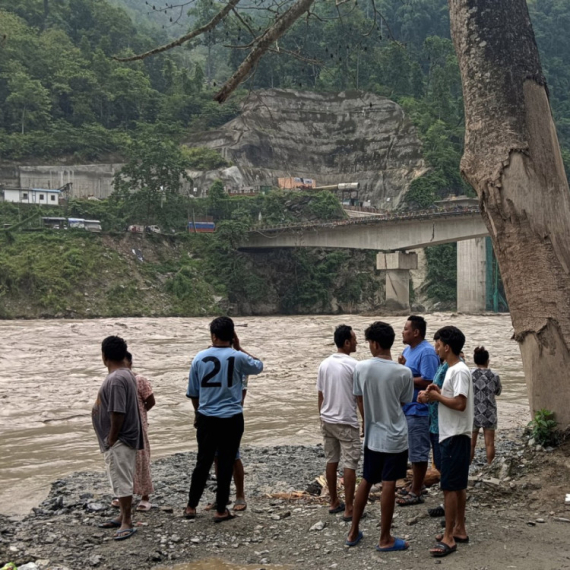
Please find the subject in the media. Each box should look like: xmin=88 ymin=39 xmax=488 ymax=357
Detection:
xmin=92 ymin=368 xmax=143 ymax=453
xmin=353 ymin=357 xmax=414 ymax=454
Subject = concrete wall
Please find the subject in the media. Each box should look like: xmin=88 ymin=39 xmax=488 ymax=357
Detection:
xmin=17 ymin=164 xmax=125 ymax=199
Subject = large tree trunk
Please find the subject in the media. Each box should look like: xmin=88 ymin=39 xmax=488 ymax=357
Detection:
xmin=449 ymin=0 xmax=570 ymax=427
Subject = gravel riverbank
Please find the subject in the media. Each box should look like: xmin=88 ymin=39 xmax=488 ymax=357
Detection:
xmin=2 ymin=430 xmax=570 ymax=570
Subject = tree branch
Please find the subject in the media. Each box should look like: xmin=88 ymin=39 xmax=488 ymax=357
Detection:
xmin=115 ymin=0 xmax=242 ymax=62
xmin=214 ymin=0 xmax=316 ymax=102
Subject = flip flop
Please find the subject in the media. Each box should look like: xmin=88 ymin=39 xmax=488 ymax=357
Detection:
xmin=114 ymin=528 xmax=137 ymax=541
xmin=98 ymin=519 xmax=121 ymax=528
xmin=345 ymin=530 xmax=364 ymax=547
xmin=376 ymin=537 xmax=409 ymax=552
xmin=214 ymin=509 xmax=236 ymax=523
xmin=430 ymin=541 xmax=457 ymax=557
xmin=233 ymin=499 xmax=247 ymax=512
xmin=136 ymin=501 xmax=152 ymax=512
xmin=329 ymin=502 xmax=345 ymax=514
xmin=110 ymin=498 xmax=120 ymax=508
xmin=342 ymin=512 xmax=367 ymax=523
xmin=435 ymin=534 xmax=469 ymax=543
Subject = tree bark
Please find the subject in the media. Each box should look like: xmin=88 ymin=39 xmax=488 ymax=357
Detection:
xmin=449 ymin=0 xmax=570 ymax=427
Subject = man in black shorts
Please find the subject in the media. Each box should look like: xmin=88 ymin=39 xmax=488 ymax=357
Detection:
xmin=419 ymin=326 xmax=473 ymax=557
xmin=345 ymin=322 xmax=414 ymax=552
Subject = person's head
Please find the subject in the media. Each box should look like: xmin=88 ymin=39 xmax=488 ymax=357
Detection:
xmin=434 ymin=326 xmax=465 ymax=361
xmin=334 ymin=324 xmax=357 ymax=354
xmin=433 ymin=331 xmax=444 ymax=363
xmin=210 ymin=316 xmax=235 ymax=345
xmin=473 ymin=346 xmax=489 ymax=367
xmin=402 ymin=315 xmax=427 ymax=347
xmin=365 ymin=321 xmax=395 ymax=356
xmin=101 ymin=336 xmax=127 ymax=367
xmin=124 ymin=350 xmax=133 ymax=369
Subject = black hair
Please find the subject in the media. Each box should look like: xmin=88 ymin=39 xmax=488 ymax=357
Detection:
xmin=474 ymin=346 xmax=489 ymax=365
xmin=365 ymin=321 xmax=395 ymax=350
xmin=210 ymin=316 xmax=235 ymax=342
xmin=102 ymin=336 xmax=128 ymax=362
xmin=408 ymin=315 xmax=427 ymax=339
xmin=334 ymin=324 xmax=353 ymax=348
xmin=125 ymin=351 xmax=133 ymax=364
xmin=433 ymin=331 xmax=440 ymax=341
xmin=435 ymin=326 xmax=465 ymax=356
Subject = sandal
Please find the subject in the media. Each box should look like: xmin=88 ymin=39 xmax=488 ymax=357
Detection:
xmin=328 ymin=502 xmax=345 ymax=514
xmin=428 ymin=505 xmax=445 ymax=517
xmin=435 ymin=533 xmax=469 ymax=543
xmin=430 ymin=541 xmax=457 ymax=557
xmin=136 ymin=501 xmax=152 ymax=512
xmin=396 ymin=492 xmax=424 ymax=506
xmin=214 ymin=508 xmax=236 ymax=523
xmin=233 ymin=499 xmax=247 ymax=512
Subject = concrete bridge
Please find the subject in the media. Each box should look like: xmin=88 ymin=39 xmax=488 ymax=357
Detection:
xmin=240 ymin=207 xmax=491 ymax=312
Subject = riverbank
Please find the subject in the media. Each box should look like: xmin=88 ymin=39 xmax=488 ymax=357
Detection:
xmin=2 ymin=423 xmax=570 ymax=570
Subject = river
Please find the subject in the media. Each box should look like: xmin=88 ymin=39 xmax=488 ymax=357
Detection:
xmin=0 ymin=314 xmax=528 ymax=516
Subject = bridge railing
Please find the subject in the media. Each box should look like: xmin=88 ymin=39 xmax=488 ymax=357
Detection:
xmin=251 ymin=206 xmax=482 ymax=233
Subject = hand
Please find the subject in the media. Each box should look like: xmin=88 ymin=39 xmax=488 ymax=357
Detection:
xmin=232 ymin=333 xmax=241 ymax=351
xmin=108 ymin=438 xmax=117 ymax=447
xmin=417 ymin=390 xmax=428 ymax=404
xmin=426 ymin=384 xmax=441 ymax=393
xmin=398 ymin=354 xmax=406 ymax=365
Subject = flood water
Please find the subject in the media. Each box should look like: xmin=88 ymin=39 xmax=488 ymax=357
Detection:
xmin=0 ymin=314 xmax=527 ymax=516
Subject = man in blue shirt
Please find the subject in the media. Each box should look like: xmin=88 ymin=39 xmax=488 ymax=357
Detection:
xmin=397 ymin=316 xmax=440 ymax=506
xmin=185 ymin=316 xmax=263 ymax=522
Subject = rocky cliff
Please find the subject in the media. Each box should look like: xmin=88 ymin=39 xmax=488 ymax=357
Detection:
xmin=186 ymin=89 xmax=427 ymax=209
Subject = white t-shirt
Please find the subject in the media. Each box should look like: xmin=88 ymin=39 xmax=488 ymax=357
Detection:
xmin=317 ymin=353 xmax=359 ymax=429
xmin=438 ymin=361 xmax=474 ymax=443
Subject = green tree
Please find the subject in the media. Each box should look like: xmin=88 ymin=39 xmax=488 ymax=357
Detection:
xmin=5 ymin=71 xmax=51 ymax=133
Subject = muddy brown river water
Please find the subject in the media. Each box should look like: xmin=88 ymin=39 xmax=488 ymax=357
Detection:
xmin=0 ymin=314 xmax=528 ymax=516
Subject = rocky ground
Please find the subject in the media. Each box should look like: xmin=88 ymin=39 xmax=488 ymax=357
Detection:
xmin=2 ymin=430 xmax=570 ymax=570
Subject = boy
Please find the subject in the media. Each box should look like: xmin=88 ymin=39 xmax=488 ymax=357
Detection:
xmin=419 ymin=326 xmax=473 ymax=557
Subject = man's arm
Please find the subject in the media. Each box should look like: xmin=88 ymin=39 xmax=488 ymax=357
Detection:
xmin=233 ymin=334 xmax=261 ymax=362
xmin=413 ymin=376 xmax=431 ymax=390
xmin=318 ymin=390 xmax=324 ymax=412
xmin=108 ymin=412 xmax=125 ymax=446
xmin=420 ymin=385 xmax=467 ymax=411
xmin=356 ymin=395 xmax=364 ymax=421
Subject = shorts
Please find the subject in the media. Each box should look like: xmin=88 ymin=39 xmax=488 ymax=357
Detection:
xmin=473 ymin=423 xmax=496 ymax=432
xmin=440 ymin=435 xmax=471 ymax=491
xmin=406 ymin=415 xmax=430 ymax=463
xmin=362 ymin=447 xmax=408 ymax=484
xmin=320 ymin=421 xmax=361 ymax=470
xmin=104 ymin=440 xmax=137 ymax=498
xmin=430 ymin=432 xmax=441 ymax=472
xmin=215 ymin=449 xmax=241 ymax=460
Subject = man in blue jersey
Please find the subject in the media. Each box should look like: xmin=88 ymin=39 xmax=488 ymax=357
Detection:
xmin=184 ymin=317 xmax=263 ymax=522
xmin=397 ymin=315 xmax=440 ymax=506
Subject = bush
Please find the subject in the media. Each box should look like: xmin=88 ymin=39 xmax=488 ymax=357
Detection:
xmin=183 ymin=147 xmax=229 ymax=170
xmin=527 ymin=409 xmax=559 ymax=447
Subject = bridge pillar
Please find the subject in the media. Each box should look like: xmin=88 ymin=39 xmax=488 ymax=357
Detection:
xmin=457 ymin=238 xmax=486 ymax=313
xmin=377 ymin=252 xmax=418 ymax=310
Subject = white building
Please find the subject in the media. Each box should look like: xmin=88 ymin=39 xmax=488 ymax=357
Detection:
xmin=3 ymin=188 xmax=61 ymax=206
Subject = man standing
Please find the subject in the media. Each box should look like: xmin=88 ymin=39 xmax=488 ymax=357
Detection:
xmin=397 ymin=315 xmax=440 ymax=506
xmin=346 ymin=322 xmax=413 ymax=552
xmin=419 ymin=326 xmax=473 ymax=557
xmin=92 ymin=336 xmax=143 ymax=541
xmin=185 ymin=316 xmax=263 ymax=522
xmin=317 ymin=324 xmax=360 ymax=521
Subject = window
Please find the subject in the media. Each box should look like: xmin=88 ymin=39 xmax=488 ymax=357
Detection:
xmin=50 ymin=195 xmax=56 ymax=201
xmin=22 ymin=193 xmax=28 ymax=200
xmin=39 ymin=194 xmax=45 ymax=200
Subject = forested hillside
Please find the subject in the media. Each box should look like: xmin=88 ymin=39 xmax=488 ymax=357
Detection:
xmin=2 ymin=0 xmax=570 ymax=201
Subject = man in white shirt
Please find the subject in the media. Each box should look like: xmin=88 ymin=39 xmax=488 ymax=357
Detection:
xmin=419 ymin=325 xmax=473 ymax=558
xmin=346 ymin=322 xmax=414 ymax=553
xmin=317 ymin=325 xmax=360 ymax=521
